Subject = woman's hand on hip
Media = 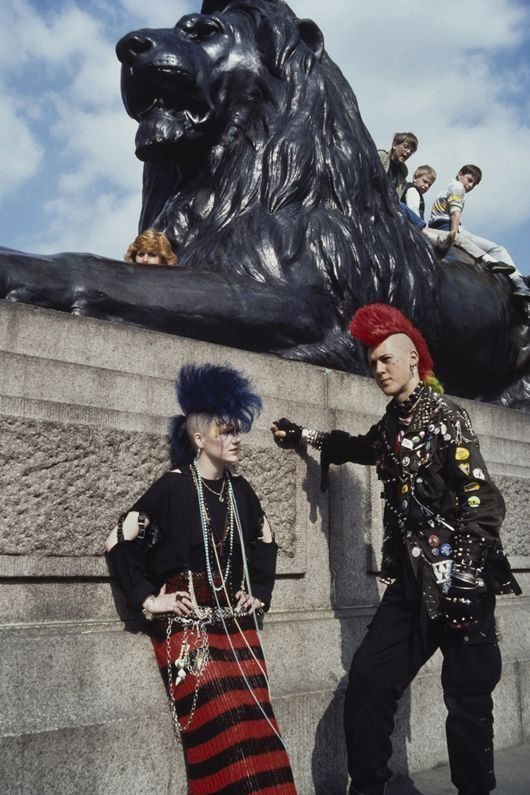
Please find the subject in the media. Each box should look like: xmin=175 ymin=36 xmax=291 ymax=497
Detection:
xmin=143 ymin=584 xmax=193 ymax=616
xmin=235 ymin=589 xmax=264 ymax=614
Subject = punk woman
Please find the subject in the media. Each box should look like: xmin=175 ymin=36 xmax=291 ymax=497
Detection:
xmin=105 ymin=363 xmax=296 ymax=794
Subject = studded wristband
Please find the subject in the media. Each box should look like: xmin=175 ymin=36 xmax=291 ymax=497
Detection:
xmin=136 ymin=511 xmax=148 ymax=540
xmin=301 ymin=427 xmax=327 ymax=451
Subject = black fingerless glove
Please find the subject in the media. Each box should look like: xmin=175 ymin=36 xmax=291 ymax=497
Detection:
xmin=441 ymin=569 xmax=485 ymax=627
xmin=441 ymin=590 xmax=483 ymax=627
xmin=273 ymin=418 xmax=303 ymax=449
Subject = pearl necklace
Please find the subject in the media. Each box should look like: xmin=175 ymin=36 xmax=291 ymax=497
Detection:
xmin=191 ymin=462 xmax=234 ymax=591
xmin=189 ymin=462 xmax=287 ymax=750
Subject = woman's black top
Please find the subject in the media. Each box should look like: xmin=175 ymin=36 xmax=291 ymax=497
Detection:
xmin=108 ymin=467 xmax=278 ymax=612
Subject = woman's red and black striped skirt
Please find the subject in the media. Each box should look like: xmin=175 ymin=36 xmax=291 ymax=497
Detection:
xmin=150 ymin=614 xmax=297 ymax=794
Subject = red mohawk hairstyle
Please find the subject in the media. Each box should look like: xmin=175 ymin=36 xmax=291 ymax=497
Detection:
xmin=350 ymin=304 xmax=442 ymax=391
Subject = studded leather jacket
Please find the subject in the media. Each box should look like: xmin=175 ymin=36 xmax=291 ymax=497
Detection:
xmin=319 ymin=384 xmax=521 ymax=618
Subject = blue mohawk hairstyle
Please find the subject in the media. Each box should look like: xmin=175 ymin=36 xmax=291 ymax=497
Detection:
xmin=169 ymin=363 xmax=262 ymax=468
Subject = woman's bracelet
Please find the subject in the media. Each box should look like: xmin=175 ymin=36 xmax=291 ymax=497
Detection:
xmin=142 ymin=595 xmax=157 ymax=621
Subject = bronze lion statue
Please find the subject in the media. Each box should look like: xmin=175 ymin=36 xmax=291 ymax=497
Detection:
xmin=0 ymin=0 xmax=528 ymax=406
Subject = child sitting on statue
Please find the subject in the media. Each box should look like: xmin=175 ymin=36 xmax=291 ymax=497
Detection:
xmin=401 ymin=164 xmax=436 ymax=223
xmin=400 ymin=165 xmax=454 ymax=255
xmin=429 ymin=165 xmax=530 ymax=303
xmin=378 ymin=132 xmax=418 ymax=199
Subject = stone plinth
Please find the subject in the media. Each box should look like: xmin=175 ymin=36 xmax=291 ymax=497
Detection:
xmin=0 ymin=300 xmax=528 ymax=794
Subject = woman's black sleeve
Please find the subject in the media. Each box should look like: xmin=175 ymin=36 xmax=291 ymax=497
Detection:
xmin=108 ymin=541 xmax=158 ymax=611
xmin=107 ymin=473 xmax=170 ymax=611
xmin=247 ymin=535 xmax=278 ymax=610
xmin=238 ymin=478 xmax=278 ymax=610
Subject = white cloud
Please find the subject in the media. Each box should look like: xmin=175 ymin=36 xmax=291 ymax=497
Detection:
xmin=50 ymin=106 xmax=139 ymax=194
xmin=34 ymin=188 xmax=142 ymax=259
xmin=0 ymin=0 xmax=142 ymax=253
xmin=0 ymin=1 xmax=105 ymax=65
xmin=117 ymin=0 xmax=196 ymax=28
xmin=292 ymin=0 xmax=525 ymax=52
xmin=0 ymin=95 xmax=43 ymax=199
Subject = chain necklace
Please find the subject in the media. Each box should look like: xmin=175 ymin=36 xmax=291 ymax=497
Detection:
xmin=387 ymin=382 xmax=425 ymax=418
xmin=379 ymin=384 xmax=477 ymax=543
xmin=191 ymin=462 xmax=234 ymax=590
xmin=165 ymin=619 xmax=209 ymax=733
xmin=207 ymin=481 xmax=288 ymax=750
xmin=204 ymin=499 xmax=229 ymax=557
xmin=164 ymin=465 xmax=285 ymax=747
xmin=200 ymin=476 xmax=226 ymax=502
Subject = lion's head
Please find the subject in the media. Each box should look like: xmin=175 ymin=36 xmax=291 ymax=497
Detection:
xmin=118 ymin=2 xmax=301 ymax=160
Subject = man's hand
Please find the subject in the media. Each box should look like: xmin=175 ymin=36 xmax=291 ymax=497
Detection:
xmin=441 ymin=589 xmax=482 ymax=630
xmin=271 ymin=418 xmax=303 ymax=449
xmin=442 ymin=567 xmax=486 ymax=629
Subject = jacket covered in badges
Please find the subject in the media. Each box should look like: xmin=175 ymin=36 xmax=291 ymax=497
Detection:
xmin=320 ymin=384 xmax=521 ymax=618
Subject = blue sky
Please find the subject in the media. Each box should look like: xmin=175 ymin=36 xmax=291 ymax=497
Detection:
xmin=1 ymin=0 xmax=529 ymax=273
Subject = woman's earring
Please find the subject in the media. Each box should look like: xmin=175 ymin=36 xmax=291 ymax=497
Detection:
xmin=195 ymin=446 xmax=202 ymax=462
xmin=410 ymin=363 xmax=417 ymax=375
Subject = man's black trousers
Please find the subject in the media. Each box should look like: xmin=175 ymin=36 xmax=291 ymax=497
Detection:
xmin=344 ymin=572 xmax=501 ymax=795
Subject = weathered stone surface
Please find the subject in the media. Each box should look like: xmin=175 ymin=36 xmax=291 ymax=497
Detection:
xmin=0 ymin=416 xmax=166 ymax=556
xmin=238 ymin=447 xmax=298 ymax=560
xmin=0 ymin=300 xmax=529 ymax=794
xmin=0 ymin=721 xmax=185 ymax=795
xmin=495 ymin=475 xmax=530 ymax=556
xmin=521 ymin=660 xmax=530 ymax=742
xmin=0 ymin=416 xmax=298 ymax=563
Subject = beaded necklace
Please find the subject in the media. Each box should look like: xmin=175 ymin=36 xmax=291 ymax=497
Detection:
xmin=189 ymin=460 xmax=287 ymax=749
xmin=190 ymin=462 xmax=234 ymax=590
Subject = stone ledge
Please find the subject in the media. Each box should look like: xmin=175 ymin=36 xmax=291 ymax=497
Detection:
xmin=0 ymin=393 xmax=168 ymax=433
xmin=0 ymin=300 xmax=328 ymax=408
